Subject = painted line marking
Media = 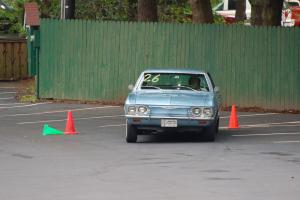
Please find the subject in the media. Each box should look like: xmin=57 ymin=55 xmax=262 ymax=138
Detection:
xmin=0 ymin=92 xmax=16 ymax=95
xmin=2 ymin=106 xmax=120 ymax=117
xmin=0 ymin=103 xmax=25 ymax=106
xmin=240 ymin=124 xmax=300 ymax=128
xmin=221 ymin=121 xmax=300 ymax=130
xmin=240 ymin=121 xmax=300 ymax=128
xmin=17 ymin=114 xmax=124 ymax=125
xmin=274 ymin=140 xmax=300 ymax=144
xmin=0 ymin=102 xmax=51 ymax=109
xmin=0 ymin=97 xmax=14 ymax=100
xmin=220 ymin=113 xmax=278 ymax=119
xmin=232 ymin=132 xmax=300 ymax=137
xmin=18 ymin=119 xmax=67 ymax=124
xmin=98 ymin=124 xmax=126 ymax=128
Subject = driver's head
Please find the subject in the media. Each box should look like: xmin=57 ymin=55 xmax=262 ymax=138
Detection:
xmin=189 ymin=76 xmax=200 ymax=90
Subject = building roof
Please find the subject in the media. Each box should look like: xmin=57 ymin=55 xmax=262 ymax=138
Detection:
xmin=24 ymin=2 xmax=40 ymax=26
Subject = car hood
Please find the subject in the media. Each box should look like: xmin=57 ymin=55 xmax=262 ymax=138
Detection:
xmin=127 ymin=91 xmax=214 ymax=107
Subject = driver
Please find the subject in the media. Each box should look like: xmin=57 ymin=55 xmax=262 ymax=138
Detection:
xmin=188 ymin=76 xmax=200 ymax=90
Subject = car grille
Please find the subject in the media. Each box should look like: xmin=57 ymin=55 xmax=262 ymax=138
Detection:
xmin=149 ymin=106 xmax=189 ymax=118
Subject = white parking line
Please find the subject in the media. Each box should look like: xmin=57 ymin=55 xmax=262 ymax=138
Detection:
xmin=220 ymin=121 xmax=300 ymax=130
xmin=232 ymin=132 xmax=300 ymax=137
xmin=2 ymin=106 xmax=120 ymax=117
xmin=240 ymin=121 xmax=300 ymax=128
xmin=274 ymin=141 xmax=300 ymax=144
xmin=0 ymin=103 xmax=25 ymax=106
xmin=0 ymin=97 xmax=14 ymax=100
xmin=0 ymin=92 xmax=16 ymax=95
xmin=17 ymin=114 xmax=124 ymax=125
xmin=220 ymin=113 xmax=278 ymax=119
xmin=98 ymin=124 xmax=126 ymax=128
xmin=0 ymin=102 xmax=51 ymax=109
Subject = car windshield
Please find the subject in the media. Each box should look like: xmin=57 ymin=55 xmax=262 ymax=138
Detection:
xmin=140 ymin=73 xmax=209 ymax=92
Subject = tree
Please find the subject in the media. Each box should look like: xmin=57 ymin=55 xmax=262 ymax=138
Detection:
xmin=138 ymin=0 xmax=158 ymax=22
xmin=128 ymin=0 xmax=137 ymax=21
xmin=39 ymin=0 xmax=60 ymax=18
xmin=188 ymin=0 xmax=213 ymax=24
xmin=235 ymin=0 xmax=246 ymax=22
xmin=75 ymin=0 xmax=128 ymax=20
xmin=249 ymin=0 xmax=283 ymax=26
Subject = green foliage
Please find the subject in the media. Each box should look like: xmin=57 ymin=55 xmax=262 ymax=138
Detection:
xmin=159 ymin=2 xmax=192 ymax=23
xmin=39 ymin=0 xmax=60 ymax=18
xmin=213 ymin=13 xmax=226 ymax=24
xmin=0 ymin=0 xmax=60 ymax=34
xmin=75 ymin=0 xmax=129 ymax=21
xmin=74 ymin=0 xmax=223 ymax=23
xmin=0 ymin=0 xmax=28 ymax=34
xmin=0 ymin=0 xmax=225 ymax=34
xmin=211 ymin=0 xmax=222 ymax=7
xmin=158 ymin=0 xmax=223 ymax=23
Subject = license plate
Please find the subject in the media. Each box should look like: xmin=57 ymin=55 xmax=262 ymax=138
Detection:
xmin=161 ymin=119 xmax=177 ymax=127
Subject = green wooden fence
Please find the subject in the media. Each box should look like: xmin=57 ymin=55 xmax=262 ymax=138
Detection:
xmin=39 ymin=19 xmax=300 ymax=110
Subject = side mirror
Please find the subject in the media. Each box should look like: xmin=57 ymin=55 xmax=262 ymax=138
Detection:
xmin=128 ymin=84 xmax=134 ymax=91
xmin=214 ymin=86 xmax=219 ymax=92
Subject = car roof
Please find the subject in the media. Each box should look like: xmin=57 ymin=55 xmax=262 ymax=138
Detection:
xmin=142 ymin=68 xmax=206 ymax=74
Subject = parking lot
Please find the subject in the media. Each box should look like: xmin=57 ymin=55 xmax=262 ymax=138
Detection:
xmin=1 ymin=84 xmax=300 ymax=200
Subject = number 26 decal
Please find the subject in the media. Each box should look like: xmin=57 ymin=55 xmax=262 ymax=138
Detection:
xmin=144 ymin=74 xmax=160 ymax=83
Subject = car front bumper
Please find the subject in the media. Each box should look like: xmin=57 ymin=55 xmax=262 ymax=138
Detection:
xmin=126 ymin=116 xmax=217 ymax=132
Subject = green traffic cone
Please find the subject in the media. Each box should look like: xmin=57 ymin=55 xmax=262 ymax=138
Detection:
xmin=42 ymin=124 xmax=64 ymax=136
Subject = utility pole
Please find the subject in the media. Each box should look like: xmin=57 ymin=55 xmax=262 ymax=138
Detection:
xmin=61 ymin=0 xmax=75 ymax=19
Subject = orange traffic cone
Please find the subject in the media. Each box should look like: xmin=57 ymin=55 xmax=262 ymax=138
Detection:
xmin=64 ymin=111 xmax=78 ymax=135
xmin=229 ymin=105 xmax=239 ymax=129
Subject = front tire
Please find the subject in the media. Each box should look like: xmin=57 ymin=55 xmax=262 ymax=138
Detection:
xmin=203 ymin=118 xmax=219 ymax=142
xmin=126 ymin=123 xmax=137 ymax=143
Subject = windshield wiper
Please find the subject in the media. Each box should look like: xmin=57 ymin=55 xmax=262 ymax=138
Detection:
xmin=141 ymin=86 xmax=162 ymax=90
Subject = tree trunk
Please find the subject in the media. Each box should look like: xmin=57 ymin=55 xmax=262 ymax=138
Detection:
xmin=138 ymin=0 xmax=158 ymax=22
xmin=250 ymin=2 xmax=263 ymax=25
xmin=249 ymin=0 xmax=283 ymax=26
xmin=188 ymin=0 xmax=214 ymax=24
xmin=128 ymin=0 xmax=138 ymax=21
xmin=262 ymin=0 xmax=283 ymax=26
xmin=235 ymin=0 xmax=246 ymax=22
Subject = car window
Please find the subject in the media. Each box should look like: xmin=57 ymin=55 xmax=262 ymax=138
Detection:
xmin=141 ymin=73 xmax=209 ymax=92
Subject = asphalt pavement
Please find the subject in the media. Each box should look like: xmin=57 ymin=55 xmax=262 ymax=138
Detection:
xmin=0 ymin=83 xmax=300 ymax=200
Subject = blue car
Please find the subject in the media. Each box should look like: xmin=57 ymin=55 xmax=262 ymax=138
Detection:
xmin=124 ymin=68 xmax=221 ymax=143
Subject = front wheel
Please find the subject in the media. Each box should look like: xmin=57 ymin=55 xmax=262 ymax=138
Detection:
xmin=126 ymin=123 xmax=137 ymax=143
xmin=203 ymin=119 xmax=219 ymax=142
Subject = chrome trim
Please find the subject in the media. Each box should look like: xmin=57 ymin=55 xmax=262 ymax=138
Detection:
xmin=150 ymin=105 xmax=190 ymax=109
xmin=125 ymin=115 xmax=214 ymax=120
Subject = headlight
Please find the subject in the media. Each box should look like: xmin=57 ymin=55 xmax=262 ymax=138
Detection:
xmin=203 ymin=107 xmax=213 ymax=117
xmin=192 ymin=107 xmax=202 ymax=116
xmin=128 ymin=106 xmax=136 ymax=114
xmin=138 ymin=106 xmax=148 ymax=114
